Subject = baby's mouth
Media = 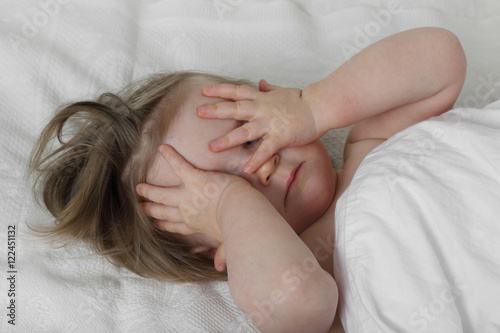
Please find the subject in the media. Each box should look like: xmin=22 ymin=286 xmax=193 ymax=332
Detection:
xmin=285 ymin=162 xmax=303 ymax=202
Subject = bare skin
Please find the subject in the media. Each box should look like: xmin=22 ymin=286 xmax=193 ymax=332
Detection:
xmin=137 ymin=27 xmax=466 ymax=332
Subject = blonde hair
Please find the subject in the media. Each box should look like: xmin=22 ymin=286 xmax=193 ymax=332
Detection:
xmin=29 ymin=72 xmax=254 ymax=282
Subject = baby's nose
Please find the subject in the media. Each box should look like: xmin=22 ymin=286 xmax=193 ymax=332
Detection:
xmin=255 ymin=154 xmax=280 ymax=186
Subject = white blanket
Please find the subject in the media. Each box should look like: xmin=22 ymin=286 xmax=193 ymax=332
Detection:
xmin=1 ymin=0 xmax=500 ymax=332
xmin=335 ymin=101 xmax=500 ymax=332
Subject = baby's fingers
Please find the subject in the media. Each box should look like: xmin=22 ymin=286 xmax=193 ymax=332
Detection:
xmin=159 ymin=144 xmax=198 ymax=181
xmin=136 ymin=183 xmax=183 ymax=206
xmin=258 ymin=79 xmax=281 ymax=92
xmin=155 ymin=220 xmax=196 ymax=236
xmin=201 ymin=84 xmax=259 ymax=101
xmin=197 ymin=100 xmax=254 ymax=121
xmin=140 ymin=201 xmax=183 ymax=222
xmin=214 ymin=243 xmax=226 ymax=271
xmin=242 ymin=137 xmax=280 ymax=174
xmin=209 ymin=121 xmax=265 ymax=152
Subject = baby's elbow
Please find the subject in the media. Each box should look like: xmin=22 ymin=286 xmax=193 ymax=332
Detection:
xmin=252 ymin=272 xmax=339 ymax=333
xmin=296 ymin=274 xmax=339 ymax=333
xmin=431 ymin=28 xmax=467 ymax=82
xmin=421 ymin=28 xmax=467 ymax=106
xmin=446 ymin=30 xmax=466 ymax=80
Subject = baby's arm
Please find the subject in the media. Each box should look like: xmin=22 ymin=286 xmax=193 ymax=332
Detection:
xmin=219 ymin=181 xmax=338 ymax=333
xmin=138 ymin=146 xmax=337 ymax=333
xmin=304 ymin=27 xmax=466 ymax=144
xmin=199 ymin=27 xmax=466 ymax=173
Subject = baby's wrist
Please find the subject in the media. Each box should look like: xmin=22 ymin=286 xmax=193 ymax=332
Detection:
xmin=302 ymin=79 xmax=351 ymax=131
xmin=301 ymin=86 xmax=326 ymax=136
xmin=216 ymin=182 xmax=263 ymax=229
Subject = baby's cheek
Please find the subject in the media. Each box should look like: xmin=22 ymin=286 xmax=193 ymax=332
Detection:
xmin=303 ymin=176 xmax=334 ymax=218
xmin=223 ymin=158 xmax=244 ymax=177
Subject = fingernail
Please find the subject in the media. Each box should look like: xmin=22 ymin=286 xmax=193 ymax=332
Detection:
xmin=218 ymin=264 xmax=226 ymax=271
xmin=202 ymin=85 xmax=211 ymax=93
xmin=158 ymin=145 xmax=166 ymax=153
xmin=209 ymin=140 xmax=220 ymax=151
xmin=243 ymin=164 xmax=253 ymax=174
xmin=197 ymin=105 xmax=207 ymax=114
xmin=136 ymin=185 xmax=143 ymax=196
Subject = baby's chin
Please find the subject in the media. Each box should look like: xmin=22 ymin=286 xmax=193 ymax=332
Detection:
xmin=285 ymin=202 xmax=332 ymax=235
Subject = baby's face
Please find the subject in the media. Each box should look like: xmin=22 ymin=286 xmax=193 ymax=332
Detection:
xmin=147 ymin=81 xmax=336 ymax=250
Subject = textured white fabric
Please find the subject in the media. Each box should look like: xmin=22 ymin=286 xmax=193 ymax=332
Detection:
xmin=334 ymin=101 xmax=500 ymax=332
xmin=1 ymin=0 xmax=500 ymax=332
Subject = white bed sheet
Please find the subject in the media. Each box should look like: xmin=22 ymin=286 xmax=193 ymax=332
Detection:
xmin=1 ymin=0 xmax=500 ymax=332
xmin=334 ymin=101 xmax=500 ymax=332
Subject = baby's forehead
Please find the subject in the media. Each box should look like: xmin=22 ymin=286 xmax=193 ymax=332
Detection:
xmin=147 ymin=87 xmax=238 ymax=187
xmin=167 ymin=87 xmax=237 ymax=151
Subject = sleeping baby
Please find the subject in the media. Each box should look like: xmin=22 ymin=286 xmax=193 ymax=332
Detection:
xmin=30 ymin=27 xmax=466 ymax=332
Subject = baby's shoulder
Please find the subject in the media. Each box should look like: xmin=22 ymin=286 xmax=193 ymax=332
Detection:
xmin=336 ymin=138 xmax=386 ymax=197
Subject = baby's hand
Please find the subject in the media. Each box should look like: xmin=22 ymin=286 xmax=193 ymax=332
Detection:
xmin=136 ymin=145 xmax=250 ymax=242
xmin=197 ymin=80 xmax=321 ymax=174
